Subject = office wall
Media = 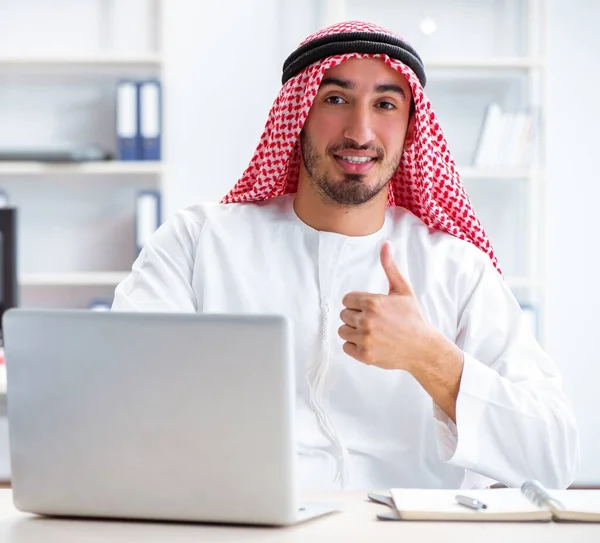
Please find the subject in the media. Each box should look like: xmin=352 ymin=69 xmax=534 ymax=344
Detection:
xmin=545 ymin=0 xmax=600 ymax=485
xmin=161 ymin=0 xmax=284 ymax=214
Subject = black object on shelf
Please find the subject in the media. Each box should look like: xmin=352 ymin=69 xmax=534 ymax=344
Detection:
xmin=0 ymin=208 xmax=17 ymax=335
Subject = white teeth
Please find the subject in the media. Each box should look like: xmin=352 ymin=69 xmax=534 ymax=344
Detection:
xmin=340 ymin=156 xmax=373 ymax=164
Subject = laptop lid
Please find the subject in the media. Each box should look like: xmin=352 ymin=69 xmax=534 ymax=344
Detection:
xmin=2 ymin=309 xmax=298 ymax=525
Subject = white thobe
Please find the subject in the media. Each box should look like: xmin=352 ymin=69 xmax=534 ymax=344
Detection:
xmin=113 ymin=193 xmax=579 ymax=490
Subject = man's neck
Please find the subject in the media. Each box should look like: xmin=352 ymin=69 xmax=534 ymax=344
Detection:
xmin=293 ymin=181 xmax=388 ymax=237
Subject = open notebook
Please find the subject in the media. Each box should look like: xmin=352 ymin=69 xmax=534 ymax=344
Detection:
xmin=389 ymin=481 xmax=600 ymax=522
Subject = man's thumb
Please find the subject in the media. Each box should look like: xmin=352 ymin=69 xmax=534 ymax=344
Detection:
xmin=380 ymin=241 xmax=413 ymax=296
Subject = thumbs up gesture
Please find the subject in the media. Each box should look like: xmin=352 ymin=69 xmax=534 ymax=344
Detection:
xmin=339 ymin=241 xmax=436 ymax=372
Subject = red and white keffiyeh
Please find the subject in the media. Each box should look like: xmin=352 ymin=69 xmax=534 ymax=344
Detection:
xmin=222 ymin=21 xmax=500 ymax=272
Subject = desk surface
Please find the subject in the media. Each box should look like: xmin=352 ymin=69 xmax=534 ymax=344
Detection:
xmin=0 ymin=490 xmax=599 ymax=542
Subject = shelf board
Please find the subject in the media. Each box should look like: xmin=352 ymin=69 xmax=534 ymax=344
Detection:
xmin=0 ymin=56 xmax=540 ymax=71
xmin=20 ymin=272 xmax=129 ymax=287
xmin=0 ymin=54 xmax=163 ymax=68
xmin=0 ymin=163 xmax=537 ymax=179
xmin=425 ymin=58 xmax=545 ymax=69
xmin=506 ymin=276 xmax=541 ymax=289
xmin=20 ymin=272 xmax=535 ymax=289
xmin=459 ymin=167 xmax=544 ymax=179
xmin=0 ymin=161 xmax=162 ymax=176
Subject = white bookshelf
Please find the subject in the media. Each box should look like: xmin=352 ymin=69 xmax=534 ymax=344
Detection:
xmin=425 ymin=58 xmax=546 ymax=69
xmin=0 ymin=55 xmax=162 ymax=68
xmin=19 ymin=272 xmax=129 ymax=287
xmin=0 ymin=0 xmax=547 ymax=335
xmin=0 ymin=0 xmax=164 ymax=307
xmin=0 ymin=162 xmax=162 ymax=176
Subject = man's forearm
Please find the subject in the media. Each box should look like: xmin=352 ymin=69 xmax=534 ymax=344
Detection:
xmin=409 ymin=331 xmax=464 ymax=423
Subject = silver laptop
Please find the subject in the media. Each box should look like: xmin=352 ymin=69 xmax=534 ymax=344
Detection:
xmin=2 ymin=309 xmax=338 ymax=526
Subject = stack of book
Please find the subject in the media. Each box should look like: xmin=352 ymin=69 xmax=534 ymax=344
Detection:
xmin=472 ymin=102 xmax=539 ymax=169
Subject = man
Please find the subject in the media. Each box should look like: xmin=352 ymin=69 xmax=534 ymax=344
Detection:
xmin=113 ymin=21 xmax=579 ymax=491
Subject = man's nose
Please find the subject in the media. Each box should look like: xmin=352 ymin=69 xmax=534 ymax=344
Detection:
xmin=342 ymin=104 xmax=376 ymax=146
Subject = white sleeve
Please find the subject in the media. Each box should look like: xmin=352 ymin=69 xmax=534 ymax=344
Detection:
xmin=433 ymin=254 xmax=580 ymax=489
xmin=111 ymin=209 xmax=202 ymax=312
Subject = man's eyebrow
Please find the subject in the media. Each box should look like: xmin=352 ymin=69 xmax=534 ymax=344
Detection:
xmin=319 ymin=77 xmax=355 ymax=89
xmin=319 ymin=78 xmax=407 ymax=99
xmin=374 ymin=83 xmax=407 ymax=98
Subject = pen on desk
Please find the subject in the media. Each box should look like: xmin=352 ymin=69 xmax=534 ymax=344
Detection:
xmin=455 ymin=494 xmax=488 ymax=511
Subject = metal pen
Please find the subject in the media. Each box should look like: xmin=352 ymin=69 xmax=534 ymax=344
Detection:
xmin=455 ymin=494 xmax=488 ymax=511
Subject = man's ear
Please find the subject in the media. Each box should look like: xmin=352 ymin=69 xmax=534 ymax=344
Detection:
xmin=403 ymin=114 xmax=416 ymax=150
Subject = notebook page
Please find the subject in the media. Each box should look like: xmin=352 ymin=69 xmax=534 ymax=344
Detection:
xmin=390 ymin=488 xmax=551 ymax=521
xmin=550 ymin=490 xmax=600 ymax=521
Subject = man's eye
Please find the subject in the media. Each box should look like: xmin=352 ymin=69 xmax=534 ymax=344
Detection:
xmin=377 ymin=101 xmax=396 ymax=110
xmin=325 ymin=96 xmax=346 ymax=105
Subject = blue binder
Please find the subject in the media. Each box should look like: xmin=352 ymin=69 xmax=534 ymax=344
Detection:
xmin=116 ymin=80 xmax=140 ymax=160
xmin=139 ymin=79 xmax=162 ymax=161
xmin=135 ymin=190 xmax=162 ymax=254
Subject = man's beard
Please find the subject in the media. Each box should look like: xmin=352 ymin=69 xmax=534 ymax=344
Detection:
xmin=300 ymin=132 xmax=402 ymax=206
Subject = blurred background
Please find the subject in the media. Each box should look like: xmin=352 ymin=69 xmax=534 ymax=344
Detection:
xmin=0 ymin=0 xmax=597 ymax=488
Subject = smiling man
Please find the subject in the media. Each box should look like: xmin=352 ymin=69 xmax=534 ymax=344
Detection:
xmin=112 ymin=21 xmax=579 ymax=491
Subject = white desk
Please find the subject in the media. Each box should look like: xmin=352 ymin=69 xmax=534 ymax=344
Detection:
xmin=0 ymin=490 xmax=598 ymax=542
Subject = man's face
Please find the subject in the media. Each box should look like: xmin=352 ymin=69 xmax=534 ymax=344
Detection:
xmin=300 ymin=58 xmax=414 ymax=206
